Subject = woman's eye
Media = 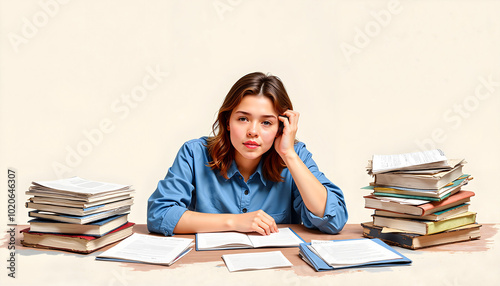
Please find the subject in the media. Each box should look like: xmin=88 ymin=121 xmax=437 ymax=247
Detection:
xmin=262 ymin=121 xmax=272 ymax=126
xmin=238 ymin=117 xmax=248 ymax=122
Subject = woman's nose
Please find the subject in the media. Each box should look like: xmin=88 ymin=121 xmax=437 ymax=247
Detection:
xmin=247 ymin=123 xmax=258 ymax=137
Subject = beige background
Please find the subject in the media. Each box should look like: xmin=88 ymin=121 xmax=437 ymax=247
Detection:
xmin=1 ymin=1 xmax=500 ymax=285
xmin=1 ymin=0 xmax=499 ymax=236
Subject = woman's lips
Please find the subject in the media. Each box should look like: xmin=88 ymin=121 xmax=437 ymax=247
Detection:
xmin=243 ymin=141 xmax=259 ymax=149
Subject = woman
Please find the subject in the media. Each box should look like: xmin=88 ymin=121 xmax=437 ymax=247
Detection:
xmin=147 ymin=72 xmax=347 ymax=236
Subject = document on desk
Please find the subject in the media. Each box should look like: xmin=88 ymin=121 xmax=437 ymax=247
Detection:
xmin=196 ymin=227 xmax=304 ymax=250
xmin=309 ymin=239 xmax=402 ymax=267
xmin=372 ymin=149 xmax=448 ymax=174
xmin=222 ymin=251 xmax=292 ymax=272
xmin=96 ymin=233 xmax=193 ymax=266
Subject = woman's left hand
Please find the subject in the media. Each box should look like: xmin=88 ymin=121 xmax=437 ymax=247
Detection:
xmin=274 ymin=110 xmax=299 ymax=159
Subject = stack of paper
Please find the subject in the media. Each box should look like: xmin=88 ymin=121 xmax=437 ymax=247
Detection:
xmin=22 ymin=177 xmax=135 ymax=253
xmin=299 ymin=238 xmax=411 ymax=271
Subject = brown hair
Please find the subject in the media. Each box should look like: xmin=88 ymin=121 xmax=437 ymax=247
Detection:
xmin=206 ymin=72 xmax=294 ymax=182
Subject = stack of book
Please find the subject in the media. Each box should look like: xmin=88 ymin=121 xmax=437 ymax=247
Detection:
xmin=21 ymin=177 xmax=135 ymax=254
xmin=361 ymin=149 xmax=481 ymax=250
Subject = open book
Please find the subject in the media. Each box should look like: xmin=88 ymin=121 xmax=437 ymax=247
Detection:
xmin=196 ymin=227 xmax=304 ymax=251
xmin=96 ymin=233 xmax=193 ymax=266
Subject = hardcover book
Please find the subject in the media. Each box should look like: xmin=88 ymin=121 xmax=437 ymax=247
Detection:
xmin=372 ymin=212 xmax=476 ymax=235
xmin=28 ymin=214 xmax=128 ymax=236
xmin=26 ymin=198 xmax=134 ymax=216
xmin=28 ymin=206 xmax=131 ymax=224
xmin=21 ymin=222 xmax=135 ymax=254
xmin=361 ymin=222 xmax=481 ymax=250
xmin=364 ymin=190 xmax=475 ymax=216
xmin=374 ymin=165 xmax=464 ymax=190
xmin=374 ymin=204 xmax=469 ymax=221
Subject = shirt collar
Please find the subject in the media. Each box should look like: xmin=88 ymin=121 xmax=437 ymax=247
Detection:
xmin=226 ymin=160 xmax=268 ymax=186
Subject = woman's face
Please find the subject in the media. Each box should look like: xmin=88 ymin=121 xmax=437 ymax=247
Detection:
xmin=228 ymin=95 xmax=280 ymax=167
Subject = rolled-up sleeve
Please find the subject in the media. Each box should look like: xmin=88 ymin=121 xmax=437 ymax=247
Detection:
xmin=147 ymin=142 xmax=196 ymax=236
xmin=292 ymin=143 xmax=348 ymax=234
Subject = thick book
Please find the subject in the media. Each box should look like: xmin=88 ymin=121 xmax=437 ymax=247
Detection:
xmin=372 ymin=174 xmax=470 ymax=201
xmin=364 ymin=190 xmax=475 ymax=216
xmin=28 ymin=206 xmax=131 ymax=224
xmin=28 ymin=214 xmax=128 ymax=236
xmin=26 ymin=189 xmax=135 ymax=203
xmin=372 ymin=212 xmax=477 ymax=235
xmin=298 ymin=238 xmax=411 ymax=271
xmin=374 ymin=204 xmax=470 ymax=221
xmin=374 ymin=164 xmax=464 ymax=190
xmin=361 ymin=222 xmax=482 ymax=250
xmin=26 ymin=198 xmax=134 ymax=216
xmin=96 ymin=233 xmax=193 ymax=266
xmin=28 ymin=194 xmax=133 ymax=208
xmin=195 ymin=227 xmax=304 ymax=251
xmin=21 ymin=222 xmax=134 ymax=254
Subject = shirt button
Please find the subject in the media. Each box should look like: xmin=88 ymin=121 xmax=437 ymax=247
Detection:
xmin=244 ymin=190 xmax=249 ymax=195
xmin=242 ymin=208 xmax=247 ymax=213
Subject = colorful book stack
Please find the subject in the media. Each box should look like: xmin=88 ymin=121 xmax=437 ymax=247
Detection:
xmin=361 ymin=149 xmax=481 ymax=250
xmin=22 ymin=177 xmax=135 ymax=253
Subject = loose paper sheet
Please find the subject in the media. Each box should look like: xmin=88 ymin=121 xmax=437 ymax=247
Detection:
xmin=222 ymin=251 xmax=292 ymax=272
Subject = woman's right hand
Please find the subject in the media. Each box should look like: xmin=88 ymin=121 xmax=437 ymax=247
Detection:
xmin=230 ymin=210 xmax=279 ymax=236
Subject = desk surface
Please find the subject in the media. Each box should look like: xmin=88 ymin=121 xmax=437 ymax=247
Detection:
xmin=2 ymin=223 xmax=499 ymax=286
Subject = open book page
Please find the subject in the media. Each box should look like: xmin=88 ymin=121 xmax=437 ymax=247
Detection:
xmin=222 ymin=251 xmax=292 ymax=272
xmin=196 ymin=232 xmax=253 ymax=250
xmin=372 ymin=149 xmax=448 ymax=174
xmin=390 ymin=159 xmax=465 ymax=174
xmin=33 ymin=177 xmax=130 ymax=195
xmin=96 ymin=233 xmax=193 ymax=265
xmin=247 ymin=227 xmax=303 ymax=248
xmin=309 ymin=239 xmax=402 ymax=267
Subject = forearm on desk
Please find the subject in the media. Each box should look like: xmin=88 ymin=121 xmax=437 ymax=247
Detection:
xmin=173 ymin=211 xmax=234 ymax=234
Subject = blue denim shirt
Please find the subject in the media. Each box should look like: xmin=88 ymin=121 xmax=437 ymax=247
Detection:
xmin=147 ymin=137 xmax=348 ymax=236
